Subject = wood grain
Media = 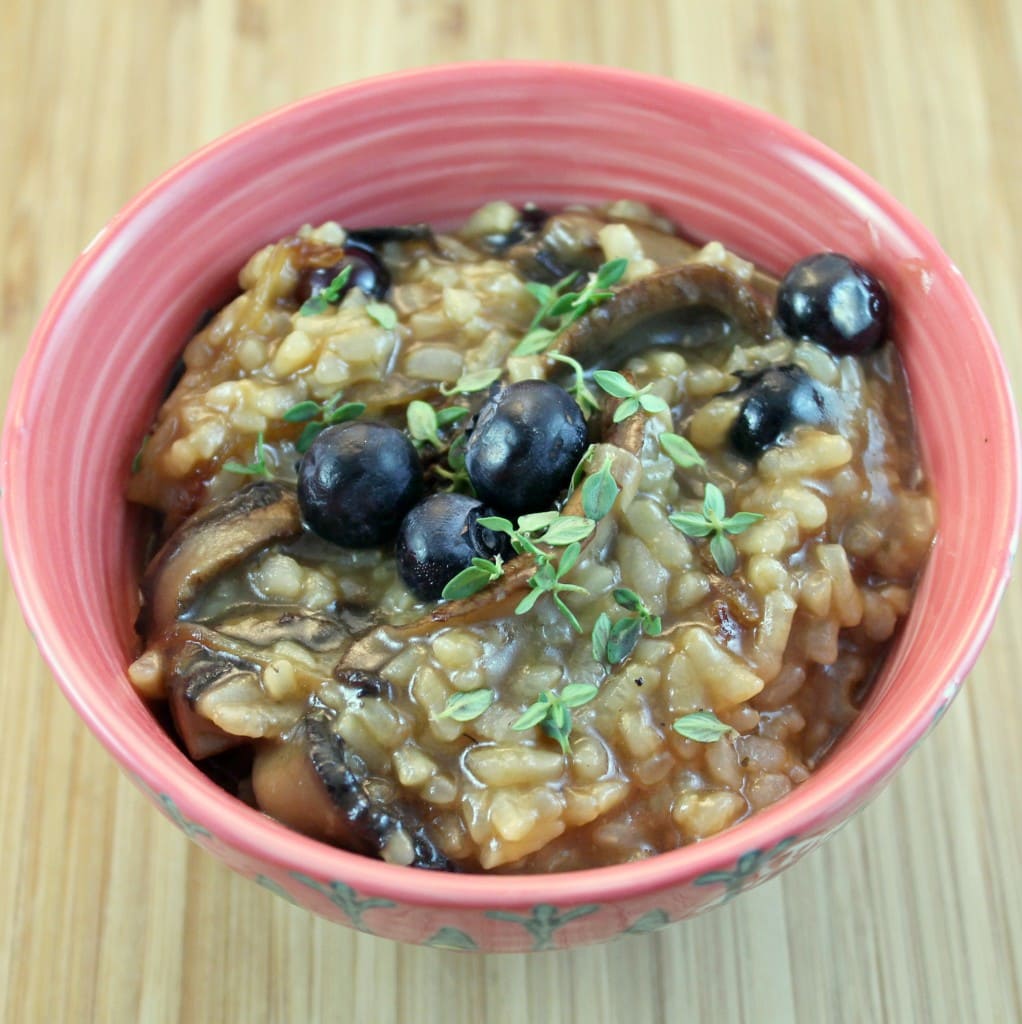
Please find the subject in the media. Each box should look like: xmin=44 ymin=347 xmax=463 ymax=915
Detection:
xmin=1 ymin=1 xmax=1019 ymax=1021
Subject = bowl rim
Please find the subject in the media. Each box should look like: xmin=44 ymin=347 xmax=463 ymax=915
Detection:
xmin=3 ymin=60 xmax=1019 ymax=910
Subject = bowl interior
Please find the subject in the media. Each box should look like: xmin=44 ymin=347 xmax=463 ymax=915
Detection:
xmin=3 ymin=64 xmax=1018 ymax=905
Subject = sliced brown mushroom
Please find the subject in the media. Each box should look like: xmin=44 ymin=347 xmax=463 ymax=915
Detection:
xmin=160 ymin=615 xmax=331 ymax=760
xmin=165 ymin=628 xmax=259 ymax=761
xmin=252 ymin=712 xmax=455 ymax=870
xmin=139 ymin=481 xmax=302 ymax=636
xmin=508 ymin=210 xmax=609 ymax=283
xmin=551 ymin=262 xmax=776 ymax=371
xmin=507 ymin=209 xmax=709 ymax=284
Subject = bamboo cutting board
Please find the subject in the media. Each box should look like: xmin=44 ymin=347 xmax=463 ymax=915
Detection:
xmin=1 ymin=2 xmax=1020 ymax=1021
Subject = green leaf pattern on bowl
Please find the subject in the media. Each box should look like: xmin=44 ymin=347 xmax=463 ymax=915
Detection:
xmin=485 ymin=903 xmax=601 ymax=951
xmin=624 ymin=908 xmax=671 ymax=935
xmin=693 ymin=834 xmax=801 ymax=903
xmin=139 ymin=780 xmax=807 ymax=947
xmin=289 ymin=872 xmax=396 ymax=931
xmin=253 ymin=874 xmax=299 ymax=905
xmin=424 ymin=927 xmax=479 ymax=951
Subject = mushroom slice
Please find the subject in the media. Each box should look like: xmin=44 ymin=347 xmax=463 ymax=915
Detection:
xmin=252 ymin=712 xmax=455 ymax=870
xmin=215 ymin=607 xmax=351 ymax=655
xmin=162 ymin=621 xmax=309 ymax=759
xmin=552 ymin=262 xmax=776 ymax=371
xmin=139 ymin=481 xmax=302 ymax=635
xmin=507 ymin=210 xmax=610 ymax=283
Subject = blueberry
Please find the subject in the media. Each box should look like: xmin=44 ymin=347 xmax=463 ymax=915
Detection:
xmin=464 ymin=380 xmax=589 ymax=519
xmin=396 ymin=493 xmax=513 ymax=600
xmin=296 ymin=241 xmax=391 ymax=305
xmin=297 ymin=422 xmax=422 ymax=548
xmin=728 ymin=364 xmax=829 ymax=459
xmin=776 ymin=252 xmax=889 ymax=355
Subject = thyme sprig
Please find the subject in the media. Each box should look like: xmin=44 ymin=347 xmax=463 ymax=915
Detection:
xmin=592 ymin=587 xmax=663 ymax=665
xmin=513 ymin=258 xmax=629 ymax=357
xmin=593 ymin=370 xmax=670 ymax=423
xmin=284 ymin=393 xmax=366 ymax=453
xmin=514 ymin=542 xmax=589 ymax=632
xmin=223 ymin=432 xmax=273 ymax=479
xmin=549 ymin=352 xmax=600 ymax=415
xmin=511 ymin=683 xmax=600 ymax=756
xmin=479 ymin=512 xmax=596 ymax=555
xmin=668 ymin=483 xmax=763 ymax=575
xmin=472 ymin=514 xmax=593 ymax=631
xmin=298 ymin=265 xmax=353 ymax=317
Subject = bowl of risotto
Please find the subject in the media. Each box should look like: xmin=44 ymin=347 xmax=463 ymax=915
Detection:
xmin=2 ymin=63 xmax=1018 ymax=951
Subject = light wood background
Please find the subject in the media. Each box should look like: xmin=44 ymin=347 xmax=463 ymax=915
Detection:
xmin=2 ymin=2 xmax=1020 ymax=1022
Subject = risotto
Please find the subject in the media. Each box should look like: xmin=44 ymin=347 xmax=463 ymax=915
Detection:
xmin=127 ymin=200 xmax=935 ymax=872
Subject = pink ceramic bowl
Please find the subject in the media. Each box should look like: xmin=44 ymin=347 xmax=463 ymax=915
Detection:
xmin=2 ymin=64 xmax=1018 ymax=952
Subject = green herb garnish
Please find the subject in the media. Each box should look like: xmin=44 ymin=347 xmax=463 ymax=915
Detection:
xmin=436 ymin=506 xmax=599 ymax=624
xmin=580 ymin=454 xmax=620 ymax=522
xmin=479 ymin=513 xmax=596 ymax=554
xmin=668 ymin=483 xmax=764 ymax=576
xmin=592 ymin=588 xmax=663 ymax=665
xmin=672 ymin=710 xmax=737 ymax=743
xmin=433 ymin=432 xmax=473 ymax=494
xmin=591 ymin=613 xmax=612 ymax=663
xmin=131 ymin=435 xmax=147 ymax=474
xmin=365 ymin=302 xmax=398 ymax=329
xmin=514 ymin=541 xmax=588 ymax=633
xmin=283 ymin=393 xmax=366 ymax=453
xmin=513 ymin=259 xmax=628 ymax=357
xmin=439 ymin=367 xmax=502 ymax=396
xmin=298 ymin=265 xmax=353 ymax=316
xmin=549 ymin=352 xmax=600 ymax=415
xmin=659 ymin=432 xmax=706 ymax=470
xmin=592 ymin=370 xmax=670 ymax=423
xmin=511 ymin=683 xmax=600 ymax=756
xmin=568 ymin=445 xmax=595 ymax=496
xmin=223 ymin=432 xmax=273 ymax=478
xmin=437 ymin=688 xmax=496 ymax=722
xmin=440 ymin=556 xmax=505 ymax=601
xmin=406 ymin=400 xmax=469 ymax=450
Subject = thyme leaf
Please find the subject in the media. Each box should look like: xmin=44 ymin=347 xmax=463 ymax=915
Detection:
xmin=364 ymin=302 xmax=398 ymax=329
xmin=581 ymin=455 xmax=620 ymax=521
xmin=441 ymin=556 xmax=504 ymax=601
xmin=298 ymin=265 xmax=353 ymax=316
xmin=439 ymin=367 xmax=502 ymax=395
xmin=437 ymin=688 xmax=495 ymax=722
xmin=659 ymin=432 xmax=706 ymax=470
xmin=672 ymin=710 xmax=737 ymax=743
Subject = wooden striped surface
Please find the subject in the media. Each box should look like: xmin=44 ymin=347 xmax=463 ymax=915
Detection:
xmin=1 ymin=2 xmax=1019 ymax=1021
